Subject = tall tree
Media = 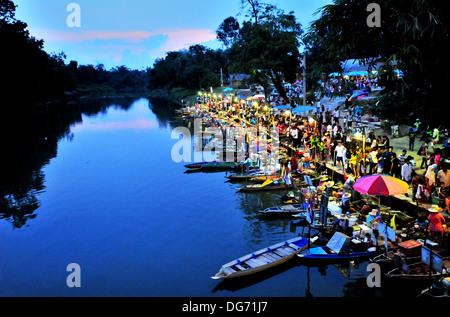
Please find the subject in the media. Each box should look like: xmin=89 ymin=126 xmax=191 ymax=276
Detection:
xmin=226 ymin=3 xmax=303 ymax=102
xmin=216 ymin=17 xmax=240 ymax=48
xmin=1 ymin=0 xmax=76 ymax=106
xmin=306 ymin=0 xmax=450 ymax=124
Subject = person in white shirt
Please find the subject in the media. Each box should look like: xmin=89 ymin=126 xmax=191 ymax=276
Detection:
xmin=327 ymin=124 xmax=333 ymax=136
xmin=437 ymin=165 xmax=450 ymax=189
xmin=433 ymin=127 xmax=440 ymax=144
xmin=333 ymin=109 xmax=340 ymax=124
xmin=334 ymin=141 xmax=346 ymax=171
xmin=291 ymin=127 xmax=299 ymax=148
xmin=401 ymin=159 xmax=413 ymax=184
xmin=333 ymin=123 xmax=339 ymax=139
xmin=369 ymin=148 xmax=379 ymax=174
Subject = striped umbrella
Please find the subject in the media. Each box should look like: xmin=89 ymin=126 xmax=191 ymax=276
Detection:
xmin=353 ymin=174 xmax=408 ymax=196
xmin=353 ymin=174 xmax=408 ymax=254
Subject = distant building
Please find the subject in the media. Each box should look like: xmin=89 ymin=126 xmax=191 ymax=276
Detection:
xmin=228 ymin=74 xmax=250 ymax=88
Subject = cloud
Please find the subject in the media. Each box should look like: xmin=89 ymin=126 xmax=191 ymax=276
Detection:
xmin=72 ymin=118 xmax=158 ymax=132
xmin=31 ymin=28 xmax=218 ymax=69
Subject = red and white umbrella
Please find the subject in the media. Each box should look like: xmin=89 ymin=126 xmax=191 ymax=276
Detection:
xmin=252 ymin=94 xmax=265 ymax=100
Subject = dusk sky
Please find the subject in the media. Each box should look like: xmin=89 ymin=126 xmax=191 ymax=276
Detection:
xmin=15 ymin=0 xmax=332 ymax=70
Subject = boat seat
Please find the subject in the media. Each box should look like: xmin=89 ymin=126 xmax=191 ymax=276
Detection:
xmin=223 ymin=267 xmax=236 ymax=274
xmin=273 ymin=250 xmax=287 ymax=257
xmin=275 ymin=248 xmax=291 ymax=256
xmin=257 ymin=254 xmax=273 ymax=264
xmin=264 ymin=252 xmax=281 ymax=260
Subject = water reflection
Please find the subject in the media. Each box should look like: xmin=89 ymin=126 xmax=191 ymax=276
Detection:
xmin=0 ymin=96 xmax=160 ymax=229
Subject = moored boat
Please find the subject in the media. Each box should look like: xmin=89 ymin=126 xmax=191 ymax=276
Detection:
xmin=184 ymin=161 xmax=236 ymax=170
xmin=237 ymin=183 xmax=292 ymax=192
xmin=249 ymin=175 xmax=281 ymax=183
xmin=185 ymin=161 xmax=259 ymax=172
xmin=225 ymin=171 xmax=276 ymax=182
xmin=211 ymin=236 xmax=318 ymax=280
xmin=297 ymin=232 xmax=378 ymax=262
xmin=259 ymin=203 xmax=313 ymax=216
xmin=385 ymin=259 xmax=450 ymax=280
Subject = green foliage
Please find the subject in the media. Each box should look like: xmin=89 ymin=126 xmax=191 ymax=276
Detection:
xmin=216 ymin=16 xmax=240 ymax=47
xmin=0 ymin=0 xmax=150 ymax=108
xmin=68 ymin=64 xmax=149 ymax=96
xmin=225 ymin=2 xmax=303 ymax=102
xmin=0 ymin=0 xmax=76 ymax=106
xmin=147 ymin=45 xmax=227 ymax=94
xmin=305 ymin=0 xmax=450 ymax=125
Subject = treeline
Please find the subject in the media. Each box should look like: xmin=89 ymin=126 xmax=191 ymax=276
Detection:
xmin=68 ymin=62 xmax=149 ymax=96
xmin=147 ymin=44 xmax=229 ymax=99
xmin=0 ymin=0 xmax=75 ymax=106
xmin=0 ymin=0 xmax=149 ymax=111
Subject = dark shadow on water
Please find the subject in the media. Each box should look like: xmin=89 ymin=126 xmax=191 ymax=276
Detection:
xmin=0 ymin=96 xmax=173 ymax=229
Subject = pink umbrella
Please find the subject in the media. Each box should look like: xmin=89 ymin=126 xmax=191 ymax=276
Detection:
xmin=353 ymin=174 xmax=408 ymax=196
xmin=252 ymin=94 xmax=265 ymax=100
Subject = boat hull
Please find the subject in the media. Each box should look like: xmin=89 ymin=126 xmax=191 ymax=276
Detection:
xmin=212 ymin=236 xmax=318 ymax=280
xmin=297 ymin=246 xmax=377 ymax=262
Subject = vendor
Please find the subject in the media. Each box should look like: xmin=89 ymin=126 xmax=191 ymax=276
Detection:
xmin=341 ymin=193 xmax=351 ymax=213
xmin=332 ymin=214 xmax=354 ymax=236
xmin=428 ymin=205 xmax=446 ymax=247
xmin=359 ymin=203 xmax=372 ymax=216
xmin=366 ymin=210 xmax=378 ymax=227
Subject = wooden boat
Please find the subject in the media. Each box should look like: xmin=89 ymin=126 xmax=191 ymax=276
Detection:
xmin=185 ymin=161 xmax=258 ymax=172
xmin=384 ymin=248 xmax=450 ymax=281
xmin=225 ymin=171 xmax=275 ymax=182
xmin=417 ymin=277 xmax=450 ymax=297
xmin=238 ymin=183 xmax=292 ymax=192
xmin=249 ymin=175 xmax=281 ymax=183
xmin=211 ymin=236 xmax=318 ymax=280
xmin=184 ymin=161 xmax=236 ymax=170
xmin=259 ymin=203 xmax=313 ymax=216
xmin=385 ymin=260 xmax=450 ymax=280
xmin=297 ymin=232 xmax=378 ymax=262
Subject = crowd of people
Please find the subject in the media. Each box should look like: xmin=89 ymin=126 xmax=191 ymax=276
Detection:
xmin=188 ymin=91 xmax=450 ymax=214
xmin=275 ymin=104 xmax=450 ymax=213
xmin=185 ymin=90 xmax=450 ymax=248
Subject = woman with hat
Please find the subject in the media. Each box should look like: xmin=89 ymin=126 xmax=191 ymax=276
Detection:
xmin=428 ymin=205 xmax=447 ymax=247
xmin=332 ymin=214 xmax=353 ymax=236
xmin=366 ymin=209 xmax=378 ymax=227
xmin=341 ymin=192 xmax=351 ymax=213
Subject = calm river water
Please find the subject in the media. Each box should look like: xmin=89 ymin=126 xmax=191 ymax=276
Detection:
xmin=0 ymin=97 xmax=426 ymax=298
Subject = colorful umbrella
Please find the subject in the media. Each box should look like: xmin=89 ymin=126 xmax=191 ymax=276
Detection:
xmin=252 ymin=94 xmax=265 ymax=100
xmin=348 ymin=91 xmax=369 ymax=102
xmin=353 ymin=174 xmax=408 ymax=196
xmin=353 ymin=174 xmax=408 ymax=255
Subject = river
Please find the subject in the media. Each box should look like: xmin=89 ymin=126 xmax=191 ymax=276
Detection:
xmin=0 ymin=96 xmax=427 ymax=299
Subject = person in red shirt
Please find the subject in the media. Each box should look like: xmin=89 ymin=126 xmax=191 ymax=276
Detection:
xmin=428 ymin=205 xmax=447 ymax=247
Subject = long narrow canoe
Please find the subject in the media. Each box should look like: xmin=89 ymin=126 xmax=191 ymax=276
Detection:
xmin=225 ymin=171 xmax=274 ymax=181
xmin=249 ymin=175 xmax=281 ymax=183
xmin=259 ymin=203 xmax=313 ymax=216
xmin=211 ymin=236 xmax=318 ymax=280
xmin=297 ymin=247 xmax=377 ymax=262
xmin=297 ymin=232 xmax=378 ymax=262
xmin=384 ymin=258 xmax=450 ymax=281
xmin=184 ymin=161 xmax=237 ymax=170
xmin=237 ymin=183 xmax=292 ymax=192
xmin=185 ymin=161 xmax=259 ymax=172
